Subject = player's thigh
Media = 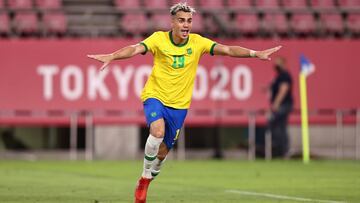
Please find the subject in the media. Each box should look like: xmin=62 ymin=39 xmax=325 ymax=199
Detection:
xmin=143 ymin=98 xmax=166 ymax=138
xmin=150 ymin=118 xmax=165 ymax=138
xmin=161 ymin=108 xmax=187 ymax=149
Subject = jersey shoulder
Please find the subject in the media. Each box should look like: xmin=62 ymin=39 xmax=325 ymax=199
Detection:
xmin=153 ymin=31 xmax=168 ymax=38
xmin=189 ymin=33 xmax=203 ymax=40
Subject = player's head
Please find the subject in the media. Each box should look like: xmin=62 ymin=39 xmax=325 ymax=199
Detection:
xmin=274 ymin=56 xmax=287 ymax=72
xmin=170 ymin=2 xmax=196 ymax=40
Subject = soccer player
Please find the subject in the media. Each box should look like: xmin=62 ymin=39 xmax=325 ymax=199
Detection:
xmin=88 ymin=2 xmax=281 ymax=203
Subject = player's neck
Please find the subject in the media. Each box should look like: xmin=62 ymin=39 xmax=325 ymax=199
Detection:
xmin=170 ymin=31 xmax=188 ymax=45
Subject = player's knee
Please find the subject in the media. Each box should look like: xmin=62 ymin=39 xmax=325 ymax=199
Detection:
xmin=151 ymin=129 xmax=165 ymax=138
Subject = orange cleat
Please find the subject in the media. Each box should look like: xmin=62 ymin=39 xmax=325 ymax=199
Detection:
xmin=134 ymin=177 xmax=152 ymax=203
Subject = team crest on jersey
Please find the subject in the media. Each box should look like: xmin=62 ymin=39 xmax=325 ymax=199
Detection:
xmin=187 ymin=48 xmax=192 ymax=55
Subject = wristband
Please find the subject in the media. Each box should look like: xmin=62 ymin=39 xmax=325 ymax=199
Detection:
xmin=250 ymin=50 xmax=257 ymax=57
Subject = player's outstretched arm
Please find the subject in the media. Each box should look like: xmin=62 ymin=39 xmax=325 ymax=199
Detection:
xmin=213 ymin=44 xmax=282 ymax=60
xmin=87 ymin=43 xmax=146 ymax=70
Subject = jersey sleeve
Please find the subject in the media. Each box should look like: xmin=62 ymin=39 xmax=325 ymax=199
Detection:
xmin=198 ymin=35 xmax=217 ymax=56
xmin=140 ymin=32 xmax=159 ymax=55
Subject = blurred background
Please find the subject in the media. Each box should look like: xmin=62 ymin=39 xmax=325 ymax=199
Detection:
xmin=0 ymin=0 xmax=359 ymax=161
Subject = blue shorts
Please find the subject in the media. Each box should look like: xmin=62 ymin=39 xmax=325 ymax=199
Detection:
xmin=143 ymin=98 xmax=187 ymax=150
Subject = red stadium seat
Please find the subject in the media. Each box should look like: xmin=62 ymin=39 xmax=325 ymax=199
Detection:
xmin=319 ymin=13 xmax=344 ymax=34
xmin=13 ymin=11 xmax=39 ymax=34
xmin=310 ymin=0 xmax=336 ymax=9
xmin=227 ymin=0 xmax=253 ymax=9
xmin=282 ymin=0 xmax=308 ymax=9
xmin=234 ymin=13 xmax=259 ymax=34
xmin=8 ymin=0 xmax=33 ymax=9
xmin=201 ymin=12 xmax=222 ymax=35
xmin=0 ymin=12 xmax=10 ymax=34
xmin=190 ymin=13 xmax=204 ymax=33
xmin=121 ymin=13 xmax=148 ymax=35
xmin=143 ymin=0 xmax=169 ymax=9
xmin=347 ymin=13 xmax=360 ymax=34
xmin=150 ymin=13 xmax=171 ymax=31
xmin=262 ymin=12 xmax=289 ymax=34
xmin=35 ymin=0 xmax=62 ymax=9
xmin=198 ymin=0 xmax=225 ymax=9
xmin=169 ymin=0 xmax=197 ymax=7
xmin=114 ymin=0 xmax=141 ymax=9
xmin=290 ymin=13 xmax=317 ymax=34
xmin=338 ymin=0 xmax=360 ymax=9
xmin=255 ymin=0 xmax=280 ymax=10
xmin=42 ymin=12 xmax=67 ymax=35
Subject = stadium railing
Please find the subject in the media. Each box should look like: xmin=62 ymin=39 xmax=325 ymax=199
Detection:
xmin=0 ymin=108 xmax=359 ymax=160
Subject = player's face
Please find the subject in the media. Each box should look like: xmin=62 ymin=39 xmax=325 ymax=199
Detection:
xmin=171 ymin=11 xmax=192 ymax=41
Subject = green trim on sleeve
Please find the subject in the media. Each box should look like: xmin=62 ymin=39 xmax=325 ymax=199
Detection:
xmin=210 ymin=43 xmax=217 ymax=56
xmin=140 ymin=42 xmax=148 ymax=55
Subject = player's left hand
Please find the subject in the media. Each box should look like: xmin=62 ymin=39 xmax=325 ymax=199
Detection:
xmin=256 ymin=46 xmax=282 ymax=60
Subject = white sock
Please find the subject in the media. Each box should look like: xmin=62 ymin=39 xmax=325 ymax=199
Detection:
xmin=150 ymin=157 xmax=166 ymax=178
xmin=142 ymin=134 xmax=163 ymax=179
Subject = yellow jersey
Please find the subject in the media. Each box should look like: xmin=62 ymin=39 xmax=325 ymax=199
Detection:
xmin=140 ymin=31 xmax=216 ymax=109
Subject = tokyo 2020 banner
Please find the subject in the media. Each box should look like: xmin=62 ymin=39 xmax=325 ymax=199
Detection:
xmin=0 ymin=39 xmax=359 ymax=125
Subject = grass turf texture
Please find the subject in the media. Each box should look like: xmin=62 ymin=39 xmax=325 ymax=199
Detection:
xmin=0 ymin=160 xmax=359 ymax=203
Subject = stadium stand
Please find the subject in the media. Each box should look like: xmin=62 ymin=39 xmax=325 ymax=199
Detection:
xmin=290 ymin=12 xmax=318 ymax=37
xmin=121 ymin=12 xmax=148 ymax=36
xmin=149 ymin=12 xmax=171 ymax=32
xmin=233 ymin=13 xmax=260 ymax=36
xmin=42 ymin=11 xmax=67 ymax=36
xmin=1 ymin=0 xmax=360 ymax=162
xmin=319 ymin=12 xmax=344 ymax=36
xmin=114 ymin=0 xmax=141 ymax=10
xmin=35 ymin=0 xmax=63 ymax=9
xmin=171 ymin=0 xmax=197 ymax=7
xmin=190 ymin=13 xmax=205 ymax=34
xmin=8 ymin=0 xmax=33 ymax=9
xmin=338 ymin=0 xmax=360 ymax=9
xmin=0 ymin=12 xmax=10 ymax=35
xmin=143 ymin=0 xmax=169 ymax=9
xmin=0 ymin=0 xmax=358 ymax=38
xmin=310 ymin=0 xmax=337 ymax=10
xmin=226 ymin=0 xmax=254 ymax=10
xmin=346 ymin=13 xmax=360 ymax=35
xmin=282 ymin=0 xmax=309 ymax=11
xmin=255 ymin=0 xmax=280 ymax=11
xmin=13 ymin=11 xmax=39 ymax=35
xmin=198 ymin=0 xmax=225 ymax=9
xmin=261 ymin=12 xmax=290 ymax=37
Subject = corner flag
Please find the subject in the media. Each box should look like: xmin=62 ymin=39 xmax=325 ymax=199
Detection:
xmin=300 ymin=54 xmax=315 ymax=77
xmin=299 ymin=54 xmax=315 ymax=164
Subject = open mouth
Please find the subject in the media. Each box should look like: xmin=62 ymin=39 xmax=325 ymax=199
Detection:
xmin=181 ymin=29 xmax=189 ymax=36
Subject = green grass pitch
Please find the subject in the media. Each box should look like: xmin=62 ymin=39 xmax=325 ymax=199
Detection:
xmin=0 ymin=160 xmax=359 ymax=203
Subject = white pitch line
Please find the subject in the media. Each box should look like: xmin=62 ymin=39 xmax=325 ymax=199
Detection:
xmin=225 ymin=190 xmax=347 ymax=203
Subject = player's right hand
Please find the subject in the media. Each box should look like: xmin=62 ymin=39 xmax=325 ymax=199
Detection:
xmin=87 ymin=54 xmax=113 ymax=70
xmin=256 ymin=46 xmax=282 ymax=60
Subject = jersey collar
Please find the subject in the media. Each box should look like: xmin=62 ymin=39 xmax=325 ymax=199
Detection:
xmin=169 ymin=31 xmax=189 ymax=47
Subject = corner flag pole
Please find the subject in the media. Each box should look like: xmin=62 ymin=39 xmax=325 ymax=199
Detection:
xmin=299 ymin=54 xmax=315 ymax=164
xmin=299 ymin=73 xmax=310 ymax=163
